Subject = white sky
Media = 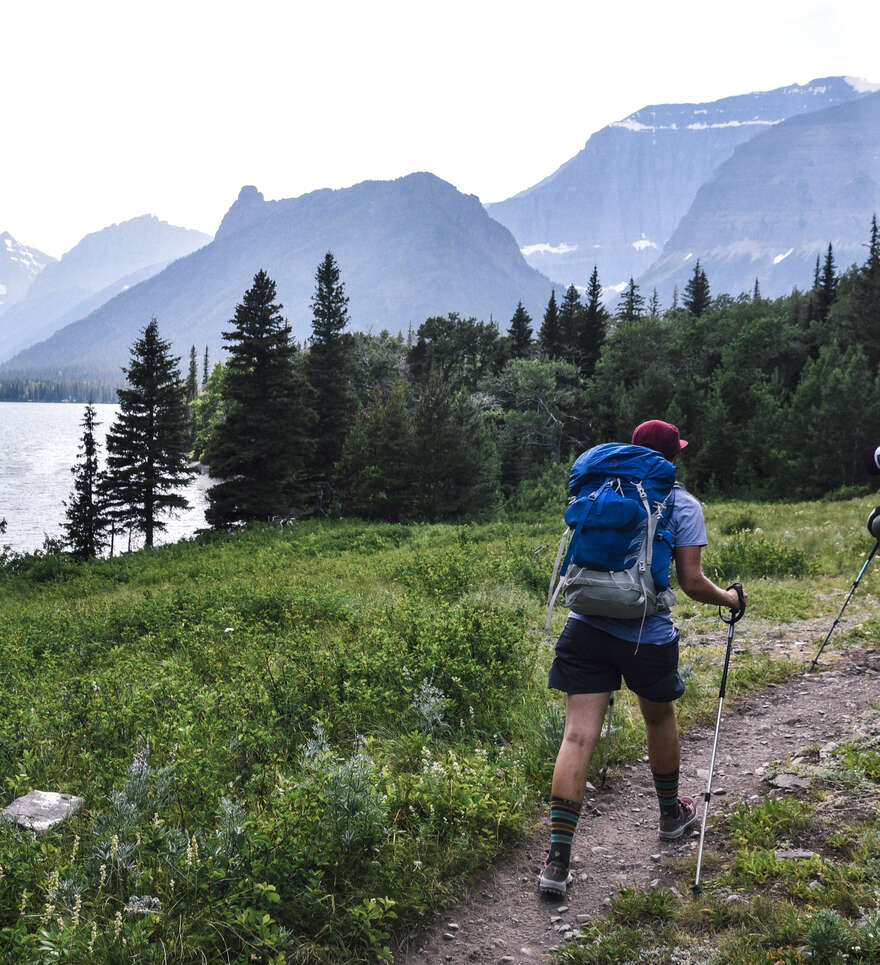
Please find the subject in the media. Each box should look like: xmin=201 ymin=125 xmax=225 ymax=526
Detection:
xmin=2 ymin=0 xmax=879 ymax=258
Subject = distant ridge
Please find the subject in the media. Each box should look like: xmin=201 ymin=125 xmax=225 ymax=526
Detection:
xmin=0 ymin=216 xmax=211 ymax=363
xmin=0 ymin=173 xmax=553 ymax=380
xmin=0 ymin=232 xmax=54 ymax=315
xmin=486 ymin=77 xmax=874 ymax=292
xmin=638 ymin=91 xmax=880 ymax=301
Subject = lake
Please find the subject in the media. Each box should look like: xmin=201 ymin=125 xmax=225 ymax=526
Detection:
xmin=0 ymin=402 xmax=209 ymax=554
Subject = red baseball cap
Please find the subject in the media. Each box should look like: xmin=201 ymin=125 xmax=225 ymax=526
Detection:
xmin=632 ymin=420 xmax=688 ymax=461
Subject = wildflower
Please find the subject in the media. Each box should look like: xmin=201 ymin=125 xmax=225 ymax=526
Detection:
xmin=113 ymin=910 xmax=122 ymax=940
xmin=135 ymin=832 xmax=141 ymax=847
xmin=110 ymin=834 xmax=119 ymax=856
xmin=40 ymin=900 xmax=55 ymax=926
xmin=98 ymin=864 xmax=107 ymax=889
xmin=152 ymin=812 xmax=160 ymax=829
xmin=169 ymin=879 xmax=175 ymax=892
xmin=0 ymin=863 xmax=3 ymax=883
xmin=87 ymin=922 xmax=97 ymax=953
xmin=185 ymin=838 xmax=193 ymax=868
xmin=19 ymin=890 xmax=28 ymax=915
xmin=224 ymin=627 xmax=235 ymax=632
xmin=72 ymin=894 xmax=82 ymax=928
xmin=71 ymin=835 xmax=80 ymax=862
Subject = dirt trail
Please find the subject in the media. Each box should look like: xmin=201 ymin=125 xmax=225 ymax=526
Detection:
xmin=395 ymin=645 xmax=880 ymax=964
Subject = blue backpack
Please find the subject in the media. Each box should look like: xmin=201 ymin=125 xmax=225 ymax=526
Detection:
xmin=546 ymin=443 xmax=678 ymax=631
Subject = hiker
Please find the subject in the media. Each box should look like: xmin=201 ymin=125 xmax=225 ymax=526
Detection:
xmin=539 ymin=419 xmax=747 ymax=897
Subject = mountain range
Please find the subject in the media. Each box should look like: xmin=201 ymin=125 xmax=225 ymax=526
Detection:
xmin=638 ymin=91 xmax=880 ymax=301
xmin=486 ymin=76 xmax=877 ymax=296
xmin=0 ymin=174 xmax=552 ymax=379
xmin=2 ymin=74 xmax=879 ymax=381
xmin=0 ymin=216 xmax=211 ymax=364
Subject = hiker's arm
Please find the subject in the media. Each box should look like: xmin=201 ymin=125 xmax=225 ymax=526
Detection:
xmin=674 ymin=545 xmax=744 ymax=610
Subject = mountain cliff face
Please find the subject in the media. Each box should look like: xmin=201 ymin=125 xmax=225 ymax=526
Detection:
xmin=0 ymin=233 xmax=54 ymax=314
xmin=638 ymin=91 xmax=880 ymax=302
xmin=1 ymin=173 xmax=553 ymax=380
xmin=486 ymin=77 xmax=873 ymax=292
xmin=0 ymin=216 xmax=211 ymax=363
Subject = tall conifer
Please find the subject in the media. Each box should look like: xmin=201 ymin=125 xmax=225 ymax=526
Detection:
xmin=205 ymin=270 xmax=315 ymax=526
xmin=508 ymin=301 xmax=534 ymax=359
xmin=63 ymin=402 xmax=109 ymax=559
xmin=539 ymin=290 xmax=563 ymax=359
xmin=307 ymin=252 xmax=356 ymax=508
xmin=104 ymin=319 xmax=194 ymax=548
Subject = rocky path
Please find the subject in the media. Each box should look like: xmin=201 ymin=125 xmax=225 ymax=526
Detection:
xmin=395 ymin=645 xmax=880 ymax=964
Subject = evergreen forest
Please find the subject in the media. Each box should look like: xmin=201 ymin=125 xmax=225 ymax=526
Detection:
xmin=182 ymin=216 xmax=880 ymax=527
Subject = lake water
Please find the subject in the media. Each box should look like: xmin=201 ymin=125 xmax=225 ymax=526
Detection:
xmin=0 ymin=402 xmax=209 ymax=554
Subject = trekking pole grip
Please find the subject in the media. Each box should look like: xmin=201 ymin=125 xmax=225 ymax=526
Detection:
xmin=721 ymin=582 xmax=745 ymax=624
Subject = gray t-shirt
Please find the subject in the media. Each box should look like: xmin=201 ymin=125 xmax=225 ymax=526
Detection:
xmin=568 ymin=485 xmax=707 ymax=645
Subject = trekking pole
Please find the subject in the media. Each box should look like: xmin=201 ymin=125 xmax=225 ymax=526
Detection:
xmin=598 ymin=694 xmax=614 ymax=787
xmin=693 ymin=583 xmax=746 ymax=895
xmin=810 ymin=507 xmax=880 ymax=671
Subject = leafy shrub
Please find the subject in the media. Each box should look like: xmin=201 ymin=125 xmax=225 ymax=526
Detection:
xmin=705 ymin=529 xmax=816 ymax=579
xmin=805 ymin=909 xmax=852 ymax=963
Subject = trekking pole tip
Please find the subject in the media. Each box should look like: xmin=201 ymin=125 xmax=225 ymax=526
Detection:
xmin=691 ymin=883 xmax=702 ymax=896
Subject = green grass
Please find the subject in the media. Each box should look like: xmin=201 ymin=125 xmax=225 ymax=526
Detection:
xmin=1 ymin=491 xmax=880 ymax=962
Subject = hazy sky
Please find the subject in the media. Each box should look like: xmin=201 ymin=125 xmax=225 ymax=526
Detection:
xmin=3 ymin=0 xmax=879 ymax=258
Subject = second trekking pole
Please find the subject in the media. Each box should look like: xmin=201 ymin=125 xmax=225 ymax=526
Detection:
xmin=810 ymin=507 xmax=880 ymax=671
xmin=693 ymin=583 xmax=745 ymax=894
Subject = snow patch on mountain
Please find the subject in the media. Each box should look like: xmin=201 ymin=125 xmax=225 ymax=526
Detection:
xmin=686 ymin=119 xmax=778 ymax=130
xmin=845 ymin=76 xmax=880 ymax=93
xmin=521 ymin=242 xmax=577 ymax=256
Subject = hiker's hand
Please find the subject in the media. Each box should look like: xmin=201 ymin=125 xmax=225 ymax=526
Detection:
xmin=727 ymin=584 xmax=746 ymax=614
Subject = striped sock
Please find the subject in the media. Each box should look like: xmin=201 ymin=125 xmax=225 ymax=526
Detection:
xmin=652 ymin=768 xmax=680 ymax=817
xmin=548 ymin=795 xmax=581 ymax=867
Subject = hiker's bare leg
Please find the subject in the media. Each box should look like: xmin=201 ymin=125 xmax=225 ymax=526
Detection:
xmin=639 ymin=696 xmax=679 ymax=774
xmin=551 ymin=692 xmax=611 ymax=801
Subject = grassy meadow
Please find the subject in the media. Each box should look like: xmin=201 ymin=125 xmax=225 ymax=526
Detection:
xmin=1 ymin=489 xmax=880 ymax=962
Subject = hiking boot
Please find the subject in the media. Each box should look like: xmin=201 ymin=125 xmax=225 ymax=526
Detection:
xmin=538 ymin=860 xmax=573 ymax=897
xmin=658 ymin=797 xmax=698 ymax=840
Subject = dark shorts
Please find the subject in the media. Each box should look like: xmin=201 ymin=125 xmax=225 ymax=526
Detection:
xmin=548 ymin=618 xmax=685 ymax=703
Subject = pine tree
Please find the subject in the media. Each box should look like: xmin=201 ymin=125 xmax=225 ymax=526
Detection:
xmin=816 ymin=243 xmax=837 ymax=321
xmin=576 ymin=266 xmax=609 ymax=375
xmin=186 ymin=346 xmax=199 ymax=402
xmin=671 ymin=285 xmax=680 ymax=311
xmin=616 ymin=278 xmax=645 ymax=321
xmin=103 ymin=319 xmax=195 ymax=548
xmin=849 ymin=215 xmax=880 ymax=365
xmin=307 ymin=251 xmax=357 ymax=508
xmin=62 ymin=402 xmax=109 ymax=559
xmin=203 ymin=345 xmax=209 ymax=386
xmin=539 ymin=290 xmax=563 ymax=359
xmin=557 ymin=284 xmax=583 ymax=363
xmin=508 ymin=301 xmax=534 ymax=359
xmin=682 ymin=259 xmax=711 ymax=317
xmin=753 ymin=278 xmax=762 ymax=302
xmin=649 ymin=287 xmax=661 ymax=318
xmin=205 ymin=270 xmax=315 ymax=526
xmin=185 ymin=345 xmax=199 ymax=451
